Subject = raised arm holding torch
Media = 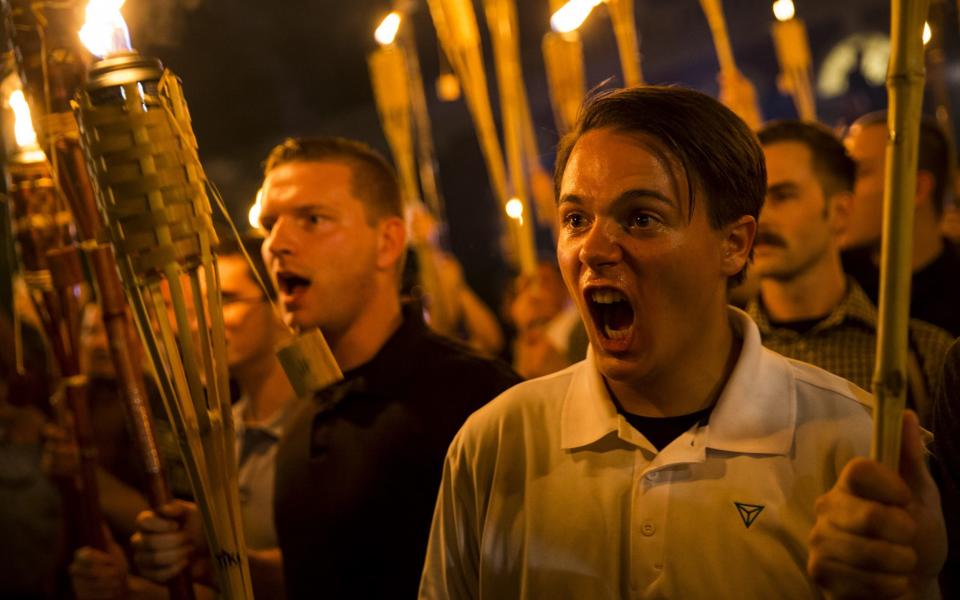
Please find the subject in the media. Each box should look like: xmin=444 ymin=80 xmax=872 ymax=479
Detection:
xmin=699 ymin=0 xmax=763 ymax=129
xmin=770 ymin=0 xmax=817 ymax=121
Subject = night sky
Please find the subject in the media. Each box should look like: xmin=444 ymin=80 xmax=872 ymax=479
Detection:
xmin=58 ymin=0 xmax=960 ymax=306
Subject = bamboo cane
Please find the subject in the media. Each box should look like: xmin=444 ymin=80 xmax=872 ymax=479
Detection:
xmin=484 ymin=0 xmax=537 ymax=275
xmin=872 ymin=0 xmax=930 ymax=468
xmin=605 ymin=0 xmax=644 ymax=87
xmin=542 ymin=30 xmax=586 ymax=134
xmin=427 ymin=0 xmax=509 ymax=209
xmin=368 ymin=43 xmax=459 ymax=335
xmin=698 ymin=0 xmax=738 ymax=76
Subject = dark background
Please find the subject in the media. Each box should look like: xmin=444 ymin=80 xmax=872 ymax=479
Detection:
xmin=7 ymin=0 xmax=960 ymax=313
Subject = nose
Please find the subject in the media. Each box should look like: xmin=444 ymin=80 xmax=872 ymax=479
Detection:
xmin=579 ymin=217 xmax=622 ymax=270
xmin=263 ymin=216 xmax=294 ymax=264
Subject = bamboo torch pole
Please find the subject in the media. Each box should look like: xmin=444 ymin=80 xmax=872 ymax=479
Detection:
xmin=605 ymin=0 xmax=643 ymax=87
xmin=698 ymin=0 xmax=763 ymax=130
xmin=872 ymin=0 xmax=930 ymax=468
xmin=368 ymin=17 xmax=459 ymax=334
xmin=484 ymin=0 xmax=537 ymax=275
xmin=428 ymin=0 xmax=541 ymax=273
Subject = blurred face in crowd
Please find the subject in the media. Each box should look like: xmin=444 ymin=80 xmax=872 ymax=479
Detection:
xmin=259 ymin=160 xmax=402 ymax=344
xmin=218 ymin=254 xmax=278 ymax=372
xmin=754 ymin=142 xmax=847 ymax=281
xmin=843 ymin=122 xmax=887 ymax=249
xmin=556 ymin=127 xmax=751 ymax=388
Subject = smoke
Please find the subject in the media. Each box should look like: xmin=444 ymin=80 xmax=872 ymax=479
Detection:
xmin=124 ymin=0 xmax=203 ymax=48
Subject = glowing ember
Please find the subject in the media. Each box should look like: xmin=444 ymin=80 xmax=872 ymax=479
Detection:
xmin=551 ymin=0 xmax=603 ymax=34
xmin=375 ymin=12 xmax=402 ymax=46
xmin=772 ymin=0 xmax=795 ymax=22
xmin=79 ymin=0 xmax=133 ymax=58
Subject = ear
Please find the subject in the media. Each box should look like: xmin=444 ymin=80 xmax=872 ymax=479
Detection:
xmin=376 ymin=216 xmax=407 ymax=271
xmin=720 ymin=215 xmax=757 ymax=278
xmin=915 ymin=170 xmax=936 ymax=211
xmin=827 ymin=190 xmax=852 ymax=237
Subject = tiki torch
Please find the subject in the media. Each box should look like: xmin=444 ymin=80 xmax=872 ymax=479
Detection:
xmin=770 ymin=0 xmax=817 ymax=121
xmin=872 ymin=0 xmax=930 ymax=468
xmin=71 ymin=2 xmax=252 ymax=596
xmin=543 ymin=0 xmax=587 ymax=135
xmin=1 ymin=77 xmax=107 ymax=553
xmin=550 ymin=0 xmax=642 ymax=88
xmin=698 ymin=0 xmax=763 ymax=130
xmin=2 ymin=2 xmax=194 ymax=596
xmin=369 ymin=11 xmax=459 ymax=334
xmin=484 ymin=0 xmax=538 ymax=275
xmin=427 ymin=0 xmax=527 ymax=269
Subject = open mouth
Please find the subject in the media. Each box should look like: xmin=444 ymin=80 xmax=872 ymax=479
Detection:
xmin=276 ymin=271 xmax=312 ymax=298
xmin=586 ymin=288 xmax=635 ymax=342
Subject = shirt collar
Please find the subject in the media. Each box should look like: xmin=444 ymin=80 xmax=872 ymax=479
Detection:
xmin=560 ymin=307 xmax=796 ymax=456
xmin=748 ymin=277 xmax=877 ymax=336
xmin=233 ymin=394 xmax=296 ymax=440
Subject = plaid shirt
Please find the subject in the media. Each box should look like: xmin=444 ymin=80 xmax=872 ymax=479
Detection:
xmin=747 ymin=279 xmax=954 ymax=400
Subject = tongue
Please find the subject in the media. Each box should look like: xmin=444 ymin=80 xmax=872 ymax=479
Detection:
xmin=605 ymin=301 xmax=633 ymax=331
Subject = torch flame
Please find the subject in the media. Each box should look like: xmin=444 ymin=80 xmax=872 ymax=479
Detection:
xmin=551 ymin=0 xmax=603 ymax=34
xmin=772 ymin=0 xmax=795 ymax=22
xmin=248 ymin=189 xmax=263 ymax=229
xmin=8 ymin=90 xmax=39 ymax=150
xmin=79 ymin=0 xmax=133 ymax=58
xmin=375 ymin=12 xmax=402 ymax=46
xmin=505 ymin=198 xmax=524 ymax=222
xmin=923 ymin=21 xmax=932 ymax=46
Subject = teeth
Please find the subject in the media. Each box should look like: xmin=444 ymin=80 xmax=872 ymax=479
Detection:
xmin=591 ymin=289 xmax=626 ymax=304
xmin=604 ymin=324 xmax=629 ymax=339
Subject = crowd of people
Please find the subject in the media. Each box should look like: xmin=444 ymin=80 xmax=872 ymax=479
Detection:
xmin=1 ymin=83 xmax=959 ymax=599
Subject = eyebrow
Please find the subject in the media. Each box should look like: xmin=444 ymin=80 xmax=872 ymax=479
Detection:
xmin=767 ymin=181 xmax=800 ymax=195
xmin=559 ymin=188 xmax=677 ymax=208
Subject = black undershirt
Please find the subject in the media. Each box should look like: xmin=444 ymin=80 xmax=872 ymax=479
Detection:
xmin=767 ymin=315 xmax=826 ymax=335
xmin=613 ymin=398 xmax=715 ymax=451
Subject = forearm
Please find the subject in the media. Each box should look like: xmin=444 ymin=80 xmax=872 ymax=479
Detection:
xmin=247 ymin=547 xmax=285 ymax=599
xmin=459 ymin=289 xmax=504 ymax=355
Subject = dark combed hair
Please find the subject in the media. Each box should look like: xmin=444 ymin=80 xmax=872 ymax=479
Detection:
xmin=263 ymin=136 xmax=402 ymax=222
xmin=215 ymin=233 xmax=276 ymax=300
xmin=554 ymin=85 xmax=766 ymax=285
xmin=758 ymin=120 xmax=855 ymax=196
xmin=853 ymin=111 xmax=953 ymax=216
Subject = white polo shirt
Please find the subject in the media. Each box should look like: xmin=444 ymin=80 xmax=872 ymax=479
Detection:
xmin=420 ymin=308 xmax=873 ymax=599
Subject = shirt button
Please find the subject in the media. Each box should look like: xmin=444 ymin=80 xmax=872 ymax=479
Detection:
xmin=641 ymin=521 xmax=657 ymax=536
xmin=646 ymin=471 xmax=659 ymax=481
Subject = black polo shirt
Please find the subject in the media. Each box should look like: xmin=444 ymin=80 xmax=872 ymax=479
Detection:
xmin=274 ymin=307 xmax=521 ymax=599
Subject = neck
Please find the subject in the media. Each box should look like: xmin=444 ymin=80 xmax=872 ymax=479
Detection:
xmin=760 ymin=250 xmax=846 ymax=321
xmin=870 ymin=213 xmax=944 ymax=271
xmin=329 ymin=286 xmax=403 ymax=372
xmin=609 ymin=301 xmax=740 ymax=417
xmin=234 ymin=355 xmax=295 ymax=423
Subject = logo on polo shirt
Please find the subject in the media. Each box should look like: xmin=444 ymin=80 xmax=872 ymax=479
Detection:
xmin=734 ymin=502 xmax=765 ymax=528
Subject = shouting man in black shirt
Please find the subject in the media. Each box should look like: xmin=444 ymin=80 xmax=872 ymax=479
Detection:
xmin=133 ymin=137 xmax=519 ymax=598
